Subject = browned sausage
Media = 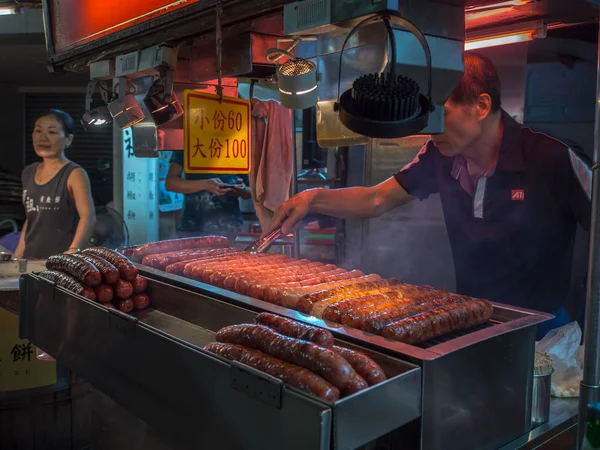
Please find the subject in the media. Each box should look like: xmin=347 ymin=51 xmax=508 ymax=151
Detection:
xmin=130 ymin=236 xmax=230 ymax=261
xmin=131 ymin=275 xmax=147 ymax=293
xmin=81 ymin=247 xmax=138 ymax=281
xmin=116 ymin=298 xmax=134 ymax=313
xmin=113 ymin=279 xmax=133 ymax=300
xmin=133 ymin=293 xmax=150 ymax=310
xmin=152 ymin=247 xmax=240 ymax=269
xmin=102 ymin=302 xmax=115 ymax=309
xmin=332 ymin=345 xmax=387 ymax=386
xmin=254 ymin=313 xmax=334 ymax=348
xmin=46 ymin=254 xmax=102 ymax=287
xmin=38 ymin=270 xmax=96 ymax=301
xmin=95 ymin=284 xmax=114 ymax=303
xmin=204 ymin=343 xmax=340 ymax=402
xmin=342 ymin=374 xmax=369 ymax=396
xmin=216 ymin=324 xmax=358 ymax=391
xmin=296 ymin=278 xmax=402 ymax=314
xmin=381 ymin=299 xmax=494 ymax=344
xmin=361 ymin=293 xmax=461 ymax=333
xmin=76 ymin=253 xmax=120 ymax=284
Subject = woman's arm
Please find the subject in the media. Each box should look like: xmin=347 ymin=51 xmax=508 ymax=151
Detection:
xmin=13 ymin=220 xmax=27 ymax=258
xmin=165 ymin=162 xmax=229 ymax=196
xmin=67 ymin=168 xmax=96 ymax=252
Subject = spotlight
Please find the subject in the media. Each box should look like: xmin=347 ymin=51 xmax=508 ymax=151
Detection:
xmin=266 ymin=47 xmax=318 ymax=110
xmin=108 ymin=78 xmax=145 ymax=130
xmin=143 ymin=69 xmax=183 ymax=126
xmin=81 ymin=80 xmax=113 ymax=129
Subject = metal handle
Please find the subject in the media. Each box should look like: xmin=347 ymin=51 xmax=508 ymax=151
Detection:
xmin=244 ymin=226 xmax=283 ymax=254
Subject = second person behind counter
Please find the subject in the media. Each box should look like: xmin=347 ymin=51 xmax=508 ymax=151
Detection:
xmin=165 ymin=151 xmax=251 ymax=241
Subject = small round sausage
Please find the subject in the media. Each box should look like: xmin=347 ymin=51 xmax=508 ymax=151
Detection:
xmin=132 ymin=275 xmax=148 ymax=293
xmin=113 ymin=279 xmax=133 ymax=300
xmin=95 ymin=284 xmax=114 ymax=303
xmin=102 ymin=302 xmax=115 ymax=309
xmin=133 ymin=293 xmax=150 ymax=310
xmin=116 ymin=298 xmax=134 ymax=313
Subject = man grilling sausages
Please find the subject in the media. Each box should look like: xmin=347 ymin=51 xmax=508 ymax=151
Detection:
xmin=266 ymin=53 xmax=591 ymax=335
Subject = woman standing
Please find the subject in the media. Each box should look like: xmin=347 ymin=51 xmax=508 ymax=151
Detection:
xmin=166 ymin=151 xmax=251 ymax=241
xmin=14 ymin=110 xmax=96 ymax=259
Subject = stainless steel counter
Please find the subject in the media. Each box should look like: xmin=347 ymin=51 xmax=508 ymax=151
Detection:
xmin=501 ymin=397 xmax=578 ymax=450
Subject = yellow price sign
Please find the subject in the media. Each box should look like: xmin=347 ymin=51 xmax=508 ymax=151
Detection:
xmin=0 ymin=308 xmax=56 ymax=392
xmin=184 ymin=91 xmax=251 ymax=174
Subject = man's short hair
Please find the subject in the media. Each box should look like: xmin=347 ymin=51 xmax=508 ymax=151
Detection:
xmin=450 ymin=53 xmax=502 ymax=112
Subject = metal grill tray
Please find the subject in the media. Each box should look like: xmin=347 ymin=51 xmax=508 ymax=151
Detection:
xmin=19 ymin=274 xmax=421 ymax=450
xmin=138 ymin=265 xmax=552 ymax=361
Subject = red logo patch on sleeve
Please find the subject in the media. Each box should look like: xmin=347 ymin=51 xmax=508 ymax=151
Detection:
xmin=511 ymin=189 xmax=525 ymax=201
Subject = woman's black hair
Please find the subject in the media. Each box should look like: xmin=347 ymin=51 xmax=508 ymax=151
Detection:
xmin=35 ymin=109 xmax=76 ymax=136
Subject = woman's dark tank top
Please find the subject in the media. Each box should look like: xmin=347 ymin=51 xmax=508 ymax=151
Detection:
xmin=21 ymin=162 xmax=81 ymax=259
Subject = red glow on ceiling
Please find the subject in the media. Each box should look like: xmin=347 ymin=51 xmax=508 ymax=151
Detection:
xmin=49 ymin=0 xmax=200 ymax=53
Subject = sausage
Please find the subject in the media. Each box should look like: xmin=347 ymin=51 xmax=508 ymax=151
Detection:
xmin=381 ymin=299 xmax=494 ymax=344
xmin=113 ymin=279 xmax=133 ymax=299
xmin=141 ymin=248 xmax=236 ymax=268
xmin=330 ymin=285 xmax=429 ymax=327
xmin=95 ymin=284 xmax=114 ymax=303
xmin=102 ymin=302 xmax=115 ymax=309
xmin=216 ymin=324 xmax=358 ymax=391
xmin=130 ymin=236 xmax=230 ymax=261
xmin=116 ymin=245 xmax=136 ymax=259
xmin=82 ymin=247 xmax=138 ymax=281
xmin=38 ymin=270 xmax=96 ymax=301
xmin=218 ymin=260 xmax=325 ymax=291
xmin=165 ymin=253 xmax=245 ymax=275
xmin=264 ymin=270 xmax=367 ymax=306
xmin=152 ymin=247 xmax=240 ymax=269
xmin=342 ymin=374 xmax=369 ymax=396
xmin=274 ymin=274 xmax=381 ymax=309
xmin=116 ymin=298 xmax=134 ymax=313
xmin=191 ymin=254 xmax=289 ymax=283
xmin=311 ymin=284 xmax=412 ymax=319
xmin=131 ymin=275 xmax=147 ymax=293
xmin=76 ymin=253 xmax=120 ymax=284
xmin=133 ymin=293 xmax=150 ymax=310
xmin=242 ymin=268 xmax=348 ymax=299
xmin=296 ymin=278 xmax=402 ymax=314
xmin=332 ymin=345 xmax=387 ymax=386
xmin=204 ymin=343 xmax=340 ymax=402
xmin=45 ymin=254 xmax=102 ymax=287
xmin=247 ymin=269 xmax=363 ymax=301
xmin=361 ymin=293 xmax=462 ymax=333
xmin=255 ymin=313 xmax=335 ymax=348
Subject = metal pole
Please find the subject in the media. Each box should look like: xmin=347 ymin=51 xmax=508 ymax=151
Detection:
xmin=578 ymin=23 xmax=600 ymax=449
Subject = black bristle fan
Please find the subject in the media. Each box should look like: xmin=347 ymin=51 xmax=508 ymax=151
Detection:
xmin=336 ymin=11 xmax=434 ymax=139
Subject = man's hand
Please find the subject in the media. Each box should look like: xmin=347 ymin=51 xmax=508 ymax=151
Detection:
xmin=202 ymin=178 xmax=229 ymax=196
xmin=264 ymin=190 xmax=317 ymax=236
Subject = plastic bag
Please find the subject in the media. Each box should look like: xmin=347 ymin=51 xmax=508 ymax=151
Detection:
xmin=536 ymin=321 xmax=583 ymax=398
xmin=36 ymin=346 xmax=55 ymax=361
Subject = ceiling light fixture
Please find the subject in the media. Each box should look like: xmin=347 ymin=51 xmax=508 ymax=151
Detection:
xmin=0 ymin=6 xmax=23 ymax=15
xmin=143 ymin=69 xmax=183 ymax=126
xmin=465 ymin=20 xmax=546 ymax=51
xmin=108 ymin=77 xmax=145 ymax=129
xmin=81 ymin=80 xmax=113 ymax=129
xmin=266 ymin=45 xmax=318 ymax=110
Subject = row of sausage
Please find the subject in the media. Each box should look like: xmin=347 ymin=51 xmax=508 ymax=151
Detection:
xmin=38 ymin=247 xmax=150 ymax=312
xmin=133 ymin=238 xmax=493 ymax=346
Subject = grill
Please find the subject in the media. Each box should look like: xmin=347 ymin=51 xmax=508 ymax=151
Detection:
xmin=417 ymin=319 xmax=499 ymax=349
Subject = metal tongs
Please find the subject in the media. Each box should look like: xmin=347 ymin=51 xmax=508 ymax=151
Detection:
xmin=244 ymin=226 xmax=283 ymax=254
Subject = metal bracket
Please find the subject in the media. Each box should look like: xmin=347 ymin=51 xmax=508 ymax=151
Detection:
xmin=230 ymin=363 xmax=283 ymax=409
xmin=107 ymin=308 xmax=138 ymax=336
